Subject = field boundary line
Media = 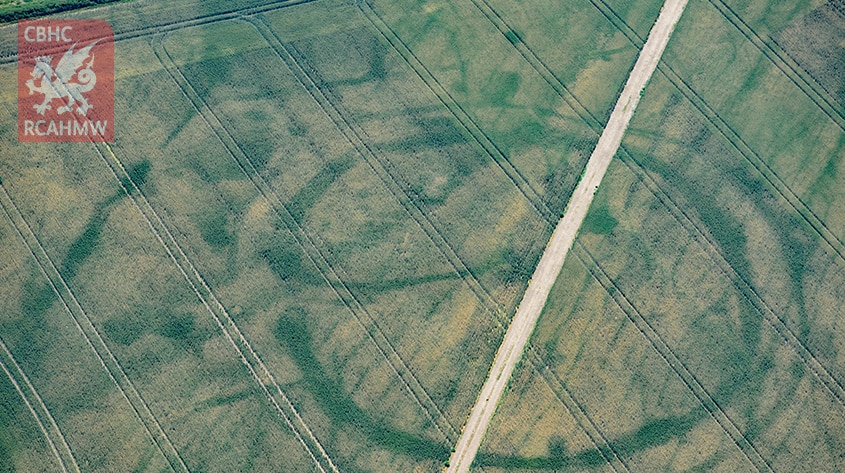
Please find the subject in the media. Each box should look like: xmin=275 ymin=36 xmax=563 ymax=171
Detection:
xmin=87 ymin=117 xmax=338 ymax=473
xmin=464 ymin=0 xmax=845 ymax=413
xmin=573 ymin=243 xmax=773 ymax=472
xmin=154 ymin=24 xmax=459 ymax=449
xmin=0 ymin=184 xmax=190 ymax=473
xmin=705 ymin=0 xmax=845 ymax=131
xmin=357 ymin=5 xmax=632 ymax=470
xmin=444 ymin=1 xmax=688 ymax=471
xmin=0 ymin=336 xmax=78 ymax=473
xmin=0 ymin=0 xmax=321 ymax=66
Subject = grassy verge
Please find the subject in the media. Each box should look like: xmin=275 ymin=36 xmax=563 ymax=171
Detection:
xmin=0 ymin=0 xmax=130 ymax=24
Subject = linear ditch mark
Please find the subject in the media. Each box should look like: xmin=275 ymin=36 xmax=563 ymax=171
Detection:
xmin=153 ymin=29 xmax=460 ymax=450
xmin=615 ymin=150 xmax=845 ymax=410
xmin=358 ymin=0 xmax=559 ymax=364
xmin=81 ymin=106 xmax=337 ymax=471
xmin=586 ymin=0 xmax=845 ymax=269
xmin=0 ymin=336 xmax=79 ymax=473
xmin=0 ymin=0 xmax=321 ymax=66
xmin=93 ymin=144 xmax=338 ymax=473
xmin=449 ymin=0 xmax=845 ymax=413
xmin=706 ymin=0 xmax=844 ymax=130
xmin=357 ymin=7 xmax=629 ymax=471
xmin=0 ymin=185 xmax=189 ymax=473
xmin=94 ymin=141 xmax=337 ymax=472
xmin=573 ymin=243 xmax=773 ymax=472
xmin=357 ymin=1 xmax=558 ymax=225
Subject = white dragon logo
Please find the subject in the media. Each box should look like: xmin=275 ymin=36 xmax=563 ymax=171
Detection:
xmin=26 ymin=40 xmax=98 ymax=116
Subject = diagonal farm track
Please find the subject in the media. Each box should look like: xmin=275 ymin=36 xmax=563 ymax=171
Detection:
xmin=445 ymin=1 xmax=691 ymax=471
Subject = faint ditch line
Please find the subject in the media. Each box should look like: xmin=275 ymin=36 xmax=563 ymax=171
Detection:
xmin=462 ymin=0 xmax=845 ymax=412
xmin=0 ymin=185 xmax=188 ymax=473
xmin=345 ymin=2 xmax=575 ymax=369
xmin=0 ymin=0 xmax=320 ymax=66
xmin=282 ymin=39 xmax=512 ymax=315
xmin=706 ymin=0 xmax=844 ymax=130
xmin=616 ymin=151 xmax=845 ymax=409
xmin=0 ymin=336 xmax=78 ymax=473
xmin=358 ymin=1 xmax=591 ymax=331
xmin=459 ymin=0 xmax=617 ymax=199
xmin=96 ymin=139 xmax=337 ymax=473
xmin=358 ymin=1 xmax=558 ymax=225
xmin=573 ymin=243 xmax=773 ymax=472
xmin=85 ymin=88 xmax=337 ymax=472
xmin=154 ymin=28 xmax=458 ymax=449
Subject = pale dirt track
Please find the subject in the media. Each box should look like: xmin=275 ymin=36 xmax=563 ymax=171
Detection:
xmin=445 ymin=1 xmax=690 ymax=471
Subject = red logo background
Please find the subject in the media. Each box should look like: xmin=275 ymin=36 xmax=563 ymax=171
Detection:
xmin=18 ymin=20 xmax=114 ymax=142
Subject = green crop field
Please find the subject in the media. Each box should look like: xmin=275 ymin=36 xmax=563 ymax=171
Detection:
xmin=0 ymin=0 xmax=843 ymax=471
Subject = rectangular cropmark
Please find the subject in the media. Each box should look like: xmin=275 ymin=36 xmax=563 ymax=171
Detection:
xmin=18 ymin=19 xmax=114 ymax=142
